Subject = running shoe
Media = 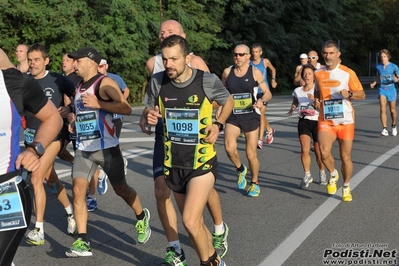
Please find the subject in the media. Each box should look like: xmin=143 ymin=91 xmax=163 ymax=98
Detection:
xmin=219 ymin=257 xmax=227 ymax=266
xmin=257 ymin=139 xmax=263 ymax=149
xmin=237 ymin=165 xmax=247 ymax=190
xmin=86 ymin=196 xmax=98 ymax=212
xmin=381 ymin=128 xmax=389 ymax=136
xmin=319 ymin=171 xmax=327 ymax=185
xmin=326 ymin=172 xmax=339 ymax=195
xmin=25 ymin=227 xmax=45 ymax=246
xmin=265 ymin=128 xmax=275 ymax=144
xmin=65 ymin=238 xmax=92 ymax=257
xmin=392 ymin=126 xmax=397 ymax=136
xmin=299 ymin=175 xmax=313 ymax=188
xmin=124 ymin=157 xmax=128 ymax=175
xmin=67 ymin=214 xmax=77 ymax=235
xmin=342 ymin=186 xmax=353 ymax=202
xmin=213 ymin=222 xmax=229 ymax=258
xmin=159 ymin=247 xmax=187 ymax=266
xmin=135 ymin=208 xmax=151 ymax=244
xmin=247 ymin=183 xmax=260 ymax=197
xmin=97 ymin=169 xmax=108 ymax=195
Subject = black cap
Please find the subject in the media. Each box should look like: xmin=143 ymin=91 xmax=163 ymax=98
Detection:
xmin=68 ymin=47 xmax=102 ymax=64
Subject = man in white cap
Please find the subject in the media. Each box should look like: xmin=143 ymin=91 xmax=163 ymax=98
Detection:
xmin=294 ymin=53 xmax=309 ymax=86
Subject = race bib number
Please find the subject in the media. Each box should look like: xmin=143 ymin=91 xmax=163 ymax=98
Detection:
xmin=233 ymin=93 xmax=252 ymax=114
xmin=75 ymin=111 xmax=102 ymax=140
xmin=165 ymin=108 xmax=199 ymax=145
xmin=323 ymin=99 xmax=344 ymax=120
xmin=0 ymin=177 xmax=27 ymax=232
xmin=23 ymin=128 xmax=36 ymax=144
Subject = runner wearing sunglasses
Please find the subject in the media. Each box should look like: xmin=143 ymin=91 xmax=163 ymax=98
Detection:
xmin=307 ymin=50 xmax=323 ymax=70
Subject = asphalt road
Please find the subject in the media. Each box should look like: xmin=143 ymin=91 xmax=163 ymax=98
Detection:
xmin=13 ymin=90 xmax=399 ymax=266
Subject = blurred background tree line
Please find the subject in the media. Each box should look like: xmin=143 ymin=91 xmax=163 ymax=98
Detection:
xmin=0 ymin=0 xmax=397 ymax=103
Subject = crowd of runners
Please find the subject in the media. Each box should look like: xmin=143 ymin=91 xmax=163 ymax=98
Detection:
xmin=3 ymin=18 xmax=398 ymax=266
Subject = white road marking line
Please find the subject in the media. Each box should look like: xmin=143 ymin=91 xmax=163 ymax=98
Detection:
xmin=118 ymin=137 xmax=154 ymax=142
xmin=259 ymin=144 xmax=399 ymax=266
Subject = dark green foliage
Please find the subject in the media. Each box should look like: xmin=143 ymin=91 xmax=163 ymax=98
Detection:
xmin=0 ymin=0 xmax=394 ymax=100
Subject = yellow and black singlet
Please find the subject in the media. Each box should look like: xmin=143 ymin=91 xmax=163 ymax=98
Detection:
xmin=158 ymin=70 xmax=216 ymax=170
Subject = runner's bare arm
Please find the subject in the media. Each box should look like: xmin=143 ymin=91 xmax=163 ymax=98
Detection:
xmin=190 ymin=55 xmax=210 ymax=72
xmin=146 ymin=56 xmax=156 ymax=74
xmin=82 ymin=77 xmax=131 ymax=115
xmin=370 ymin=74 xmax=379 ymax=89
xmin=265 ymin=58 xmax=277 ymax=89
xmin=287 ymin=96 xmax=299 ymax=116
xmin=254 ymin=67 xmax=272 ymax=103
xmin=294 ymin=65 xmax=303 ymax=86
xmin=16 ymin=100 xmax=62 ymax=171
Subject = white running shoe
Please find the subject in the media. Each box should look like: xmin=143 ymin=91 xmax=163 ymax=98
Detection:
xmin=319 ymin=171 xmax=327 ymax=185
xmin=67 ymin=214 xmax=77 ymax=235
xmin=26 ymin=228 xmax=45 ymax=245
xmin=392 ymin=126 xmax=397 ymax=136
xmin=299 ymin=175 xmax=313 ymax=188
xmin=381 ymin=128 xmax=389 ymax=136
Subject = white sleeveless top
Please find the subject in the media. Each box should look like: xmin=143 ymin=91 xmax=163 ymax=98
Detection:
xmin=0 ymin=70 xmax=17 ymax=174
xmin=74 ymin=75 xmax=119 ymax=151
xmin=153 ymin=53 xmax=164 ymax=74
xmin=292 ymin=85 xmax=319 ymax=121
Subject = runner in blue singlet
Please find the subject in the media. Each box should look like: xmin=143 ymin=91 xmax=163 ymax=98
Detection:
xmin=370 ymin=49 xmax=399 ymax=136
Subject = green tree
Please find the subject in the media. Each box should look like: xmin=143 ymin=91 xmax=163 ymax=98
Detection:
xmin=159 ymin=0 xmax=229 ymax=66
xmin=0 ymin=0 xmax=394 ymax=98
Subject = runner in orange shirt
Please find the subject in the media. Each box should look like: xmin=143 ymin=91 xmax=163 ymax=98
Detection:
xmin=314 ymin=40 xmax=366 ymax=202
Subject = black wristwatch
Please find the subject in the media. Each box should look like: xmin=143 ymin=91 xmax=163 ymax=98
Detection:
xmin=348 ymin=91 xmax=353 ymax=98
xmin=213 ymin=121 xmax=224 ymax=132
xmin=26 ymin=141 xmax=45 ymax=158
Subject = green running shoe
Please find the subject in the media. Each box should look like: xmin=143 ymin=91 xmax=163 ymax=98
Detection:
xmin=136 ymin=208 xmax=151 ymax=244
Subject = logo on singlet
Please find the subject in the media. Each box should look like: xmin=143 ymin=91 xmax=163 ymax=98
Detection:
xmin=202 ymin=164 xmax=212 ymax=171
xmin=76 ymin=96 xmax=85 ymax=111
xmin=187 ymin=95 xmax=200 ymax=106
xmin=43 ymin=87 xmax=54 ymax=99
xmin=188 ymin=95 xmax=198 ymax=103
xmin=164 ymin=97 xmax=177 ymax=102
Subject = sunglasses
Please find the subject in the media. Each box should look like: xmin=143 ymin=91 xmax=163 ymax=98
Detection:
xmin=233 ymin=53 xmax=248 ymax=57
xmin=308 ymin=56 xmax=317 ymax=60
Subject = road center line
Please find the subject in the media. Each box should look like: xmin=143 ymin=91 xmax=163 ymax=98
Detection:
xmin=260 ymin=144 xmax=399 ymax=266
